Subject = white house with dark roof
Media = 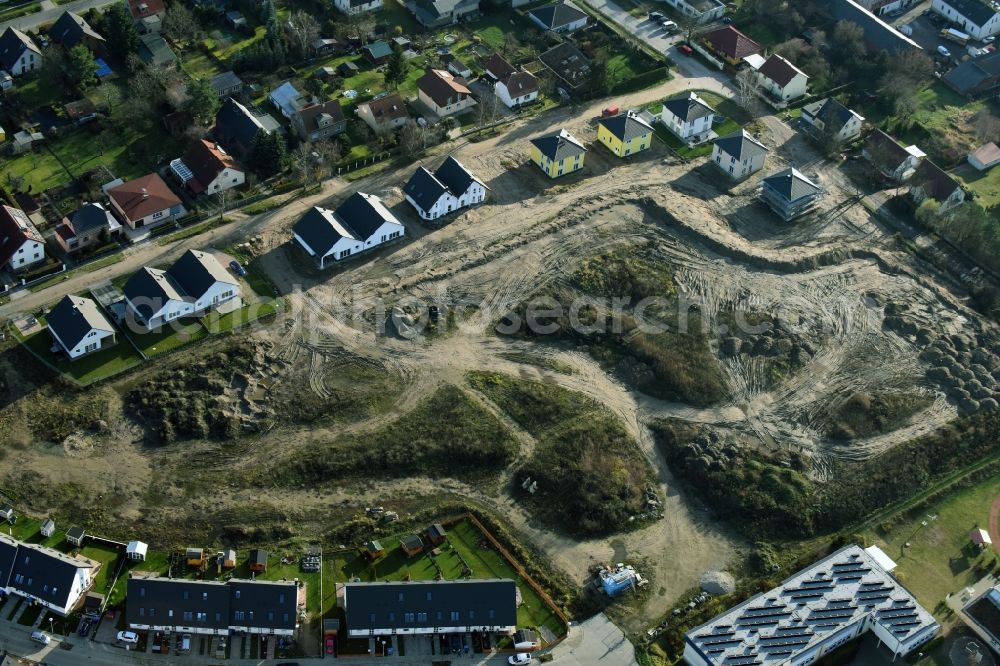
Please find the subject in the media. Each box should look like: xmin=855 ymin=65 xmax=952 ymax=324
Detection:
xmin=663 ymin=0 xmax=724 ymax=22
xmin=711 ymin=129 xmax=768 ymax=180
xmin=660 ymin=92 xmax=716 ymax=142
xmin=123 ymin=250 xmax=239 ymax=329
xmin=293 ymin=192 xmax=405 ymax=268
xmin=755 ymin=53 xmax=808 ymax=103
xmin=334 ymin=0 xmax=383 ymax=13
xmin=931 ymin=0 xmax=1000 ymax=40
xmin=0 ymin=204 xmax=45 ymax=271
xmin=0 ymin=27 xmax=40 ymax=76
xmin=528 ymin=1 xmax=588 ymax=32
xmin=7 ymin=542 xmax=96 ymax=616
xmin=47 ymin=295 xmax=116 ymax=359
xmin=801 ymin=98 xmax=865 ymax=144
xmin=761 ymin=167 xmax=823 ymax=220
xmin=483 ymin=54 xmax=539 ymax=108
xmin=167 ymin=249 xmax=240 ymax=313
xmin=404 ymin=156 xmax=488 ymax=221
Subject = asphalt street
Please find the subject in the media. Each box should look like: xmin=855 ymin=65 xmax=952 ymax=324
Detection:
xmin=0 ymin=0 xmax=117 ymax=33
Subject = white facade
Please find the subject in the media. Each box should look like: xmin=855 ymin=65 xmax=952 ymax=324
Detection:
xmin=5 ymin=37 xmax=40 ymax=76
xmin=801 ymin=102 xmax=865 ymax=143
xmin=406 ymin=181 xmax=487 ymax=221
xmin=347 ymin=623 xmax=514 ymax=638
xmin=295 ymin=220 xmax=404 ymax=269
xmin=127 ymin=294 xmax=193 ymax=329
xmin=661 ymin=106 xmax=714 ymax=141
xmin=529 ymin=12 xmax=587 ymax=33
xmin=333 ymin=0 xmax=383 ymax=13
xmin=6 ymin=238 xmax=45 ymax=270
xmin=192 ymin=280 xmax=238 ymax=313
xmin=662 ymin=0 xmax=725 ymax=22
xmin=204 ymin=166 xmax=245 ymax=194
xmin=932 ymin=0 xmax=1000 ymax=39
xmin=417 ymin=89 xmax=475 ymax=117
xmin=711 ymin=142 xmax=766 ymax=180
xmin=495 ymin=79 xmax=538 ymax=108
xmin=10 ymin=564 xmax=91 ymax=616
xmin=52 ymin=326 xmax=115 ymax=359
xmin=758 ymin=61 xmax=809 ymax=102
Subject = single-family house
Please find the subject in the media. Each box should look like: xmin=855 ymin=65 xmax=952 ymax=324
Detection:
xmin=660 ymin=92 xmax=716 ymax=142
xmin=293 ymin=192 xmax=405 ymax=268
xmin=943 ymin=50 xmax=1000 ymax=96
xmin=701 ymin=26 xmax=761 ymax=66
xmin=800 ymin=98 xmax=865 ymax=145
xmin=356 ymin=93 xmax=410 ymax=132
xmin=248 ymin=549 xmax=267 ymax=573
xmin=40 ymin=519 xmax=55 ymax=537
xmin=221 ymin=549 xmax=237 ymax=569
xmin=0 ymin=204 xmax=45 ymax=271
xmin=404 ymin=155 xmax=489 ymax=220
xmin=342 ymin=579 xmax=517 ymax=637
xmin=123 ymin=267 xmax=190 ymax=329
xmin=711 ymin=129 xmax=768 ymax=180
xmin=55 ymin=202 xmax=121 ymax=254
xmin=444 ymin=55 xmax=472 ymax=78
xmin=126 ymin=0 xmax=166 ymax=33
xmin=166 ymin=249 xmax=240 ymax=313
xmin=8 ymin=543 xmax=95 ymax=616
xmin=337 ymin=60 xmax=360 ymax=76
xmin=66 ymin=527 xmax=86 ymax=547
xmin=538 ymin=42 xmax=592 ymax=95
xmin=400 ymin=534 xmax=424 ymax=557
xmin=761 ymin=167 xmax=823 ymax=221
xmin=662 ymin=0 xmax=725 ymax=23
xmin=269 ymin=81 xmax=304 ymax=119
xmin=126 ymin=575 xmax=297 ymax=636
xmin=528 ymin=1 xmax=588 ymax=32
xmin=137 ymin=33 xmax=176 ymax=67
xmin=214 ymin=98 xmax=276 ymax=158
xmin=312 ymin=37 xmax=343 ymax=57
xmin=46 ymin=295 xmax=117 ymax=360
xmin=408 ymin=0 xmax=480 ymax=28
xmin=424 ymin=524 xmax=447 ymax=546
xmin=863 ymin=129 xmax=925 ymax=182
xmin=910 ymin=160 xmax=965 ymax=213
xmin=172 ymin=139 xmax=245 ymax=195
xmin=334 ymin=0 xmax=383 ymax=14
xmin=969 ymin=142 xmax=1000 ymax=170
xmin=597 ymin=111 xmax=654 ymax=158
xmin=49 ymin=11 xmax=106 ymax=53
xmin=126 ymin=541 xmax=148 ymax=561
xmin=209 ymin=70 xmax=243 ymax=98
xmin=529 ymin=128 xmax=587 ymax=178
xmin=123 ymin=250 xmax=239 ymax=329
xmin=931 ymin=0 xmax=1000 ymax=40
xmin=0 ymin=27 xmax=41 ymax=76
xmin=484 ymin=54 xmax=539 ymax=108
xmin=755 ymin=54 xmax=808 ymax=103
xmin=292 ymin=100 xmax=347 ymax=142
xmin=362 ymin=40 xmax=393 ymax=65
xmin=186 ymin=547 xmax=206 ymax=567
xmin=417 ymin=68 xmax=475 ymax=117
xmin=364 ymin=540 xmax=384 ymax=560
xmin=0 ymin=504 xmax=13 ymax=522
xmin=107 ymin=173 xmax=184 ymax=229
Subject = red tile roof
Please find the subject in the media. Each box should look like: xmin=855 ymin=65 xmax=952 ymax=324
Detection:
xmin=0 ymin=204 xmax=41 ymax=266
xmin=703 ymin=26 xmax=761 ymax=61
xmin=416 ymin=69 xmax=471 ymax=108
xmin=127 ymin=0 xmax=165 ymax=19
xmin=108 ymin=173 xmax=181 ymax=223
xmin=183 ymin=139 xmax=242 ymax=191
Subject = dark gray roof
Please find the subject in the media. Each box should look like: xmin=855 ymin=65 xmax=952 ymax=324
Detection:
xmin=209 ymin=70 xmax=243 ymax=95
xmin=599 ymin=112 xmax=654 ymax=142
xmin=215 ymin=98 xmax=268 ymax=154
xmin=413 ymin=0 xmax=479 ymax=22
xmin=662 ymin=93 xmax=715 ymax=124
xmin=47 ymin=295 xmax=114 ymax=351
xmin=124 ymin=267 xmax=188 ymax=321
xmin=939 ymin=0 xmax=998 ymax=26
xmin=10 ymin=543 xmax=91 ymax=610
xmin=335 ymin=192 xmax=400 ymax=240
xmin=126 ymin=577 xmax=229 ymax=631
xmin=538 ymin=42 xmax=592 ymax=89
xmin=344 ymin=580 xmax=518 ymax=632
xmin=713 ymin=129 xmax=768 ymax=161
xmin=434 ymin=156 xmax=480 ymax=195
xmin=530 ymin=129 xmax=587 ymax=161
xmin=802 ymin=98 xmax=859 ymax=131
xmin=404 ymin=167 xmax=448 ymax=213
xmin=0 ymin=534 xmax=17 ymax=590
xmin=167 ymin=249 xmax=236 ymax=301
xmin=229 ymin=580 xmax=297 ymax=632
xmin=943 ymin=50 xmax=1000 ymax=94
xmin=0 ymin=27 xmax=39 ymax=71
xmin=68 ymin=203 xmax=111 ymax=235
xmin=529 ymin=1 xmax=587 ymax=29
xmin=49 ymin=11 xmax=104 ymax=49
xmin=294 ymin=192 xmax=402 ymax=255
xmin=830 ymin=0 xmax=921 ymax=53
xmin=763 ymin=167 xmax=820 ymax=202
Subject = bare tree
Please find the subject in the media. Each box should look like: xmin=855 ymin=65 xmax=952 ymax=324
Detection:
xmin=95 ymin=81 xmax=121 ymax=113
xmin=972 ymin=110 xmax=1000 ymax=143
xmin=285 ymin=10 xmax=320 ymax=59
xmin=475 ymin=92 xmax=501 ymax=132
xmin=734 ymin=68 xmax=763 ymax=120
xmin=163 ymin=3 xmax=202 ymax=43
xmin=291 ymin=143 xmax=322 ymax=188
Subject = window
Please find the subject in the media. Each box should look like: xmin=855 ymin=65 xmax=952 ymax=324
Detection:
xmin=152 ymin=210 xmax=164 ymax=219
xmin=279 ymin=593 xmax=285 ymax=604
xmin=404 ymin=612 xmax=415 ymax=623
xmin=268 ymin=612 xmax=274 ymax=621
xmin=388 ymin=612 xmax=395 ymax=622
xmin=149 ymin=609 xmax=155 ymax=617
xmin=469 ymin=610 xmax=475 ymax=620
xmin=202 ymin=592 xmax=208 ymax=601
xmin=183 ymin=611 xmax=193 ymax=621
xmin=370 ymin=613 xmax=376 ymax=623
xmin=139 ymin=608 xmax=145 ymax=617
xmin=450 ymin=611 xmax=460 ymax=622
xmin=140 ymin=588 xmax=146 ymax=598
xmin=426 ymin=592 xmax=433 ymax=601
xmin=234 ymin=590 xmax=241 ymax=599
xmin=489 ymin=610 xmax=495 ymax=620
xmin=417 ymin=612 xmax=428 ymax=623
xmin=168 ymin=610 xmax=174 ymax=618
xmin=196 ymin=612 xmax=207 ymax=621
xmin=235 ymin=611 xmax=244 ymax=621
xmin=398 ymin=593 xmax=405 ymax=602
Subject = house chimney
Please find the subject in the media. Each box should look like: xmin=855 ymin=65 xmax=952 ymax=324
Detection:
xmin=141 ymin=187 xmax=149 ymax=199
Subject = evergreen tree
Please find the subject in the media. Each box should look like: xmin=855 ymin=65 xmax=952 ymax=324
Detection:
xmin=67 ymin=45 xmax=99 ymax=88
xmin=184 ymin=78 xmax=220 ymax=125
xmin=105 ymin=3 xmax=140 ymax=60
xmin=384 ymin=46 xmax=406 ymax=89
xmin=249 ymin=131 xmax=287 ymax=177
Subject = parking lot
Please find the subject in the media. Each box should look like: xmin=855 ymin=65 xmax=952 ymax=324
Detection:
xmin=895 ymin=10 xmax=996 ymax=70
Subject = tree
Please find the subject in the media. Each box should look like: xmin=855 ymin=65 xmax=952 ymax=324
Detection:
xmin=248 ymin=131 xmax=288 ymax=177
xmin=384 ymin=46 xmax=406 ymax=89
xmin=95 ymin=81 xmax=122 ymax=113
xmin=400 ymin=120 xmax=432 ymax=156
xmin=972 ymin=110 xmax=1000 ymax=143
xmin=38 ymin=45 xmax=66 ymax=86
xmin=475 ymin=91 xmax=500 ymax=131
xmin=105 ymin=3 xmax=140 ymax=60
xmin=588 ymin=50 xmax=609 ymax=96
xmin=285 ymin=10 xmax=319 ymax=59
xmin=734 ymin=68 xmax=762 ymax=120
xmin=67 ymin=44 xmax=99 ymax=88
xmin=914 ymin=199 xmax=941 ymax=228
xmin=163 ymin=2 xmax=202 ymax=43
xmin=291 ymin=143 xmax=321 ymax=188
xmin=184 ymin=78 xmax=220 ymax=125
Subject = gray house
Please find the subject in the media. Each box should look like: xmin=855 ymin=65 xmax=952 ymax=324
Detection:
xmin=760 ymin=167 xmax=823 ymax=220
xmin=407 ymin=0 xmax=480 ymax=28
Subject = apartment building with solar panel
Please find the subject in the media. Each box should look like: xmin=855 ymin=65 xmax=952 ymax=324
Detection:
xmin=683 ymin=544 xmax=939 ymax=666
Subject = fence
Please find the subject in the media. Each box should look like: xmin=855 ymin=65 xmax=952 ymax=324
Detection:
xmin=336 ymin=151 xmax=395 ymax=176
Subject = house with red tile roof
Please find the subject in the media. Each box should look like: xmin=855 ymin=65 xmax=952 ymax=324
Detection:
xmin=416 ymin=69 xmax=475 ymax=117
xmin=0 ymin=204 xmax=45 ymax=271
xmin=701 ymin=26 xmax=761 ymax=66
xmin=107 ymin=173 xmax=184 ymax=229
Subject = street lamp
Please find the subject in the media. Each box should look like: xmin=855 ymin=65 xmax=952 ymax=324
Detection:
xmin=381 ymin=639 xmax=386 ymax=656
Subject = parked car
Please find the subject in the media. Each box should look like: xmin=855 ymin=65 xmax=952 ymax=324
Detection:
xmin=722 ymin=16 xmax=733 ymax=23
xmin=661 ymin=19 xmax=678 ymax=31
xmin=898 ymin=23 xmax=913 ymax=36
xmin=509 ymin=654 xmax=532 ymax=665
xmin=937 ymin=45 xmax=952 ymax=57
xmin=325 ymin=635 xmax=336 ymax=654
xmin=78 ymin=619 xmax=92 ymax=637
xmin=678 ymin=43 xmax=694 ymax=56
xmin=648 ymin=11 xmax=664 ymax=21
xmin=229 ymin=260 xmax=248 ymax=277
xmin=984 ymin=35 xmax=995 ymax=44
xmin=117 ymin=631 xmax=139 ymax=644
xmin=30 ymin=630 xmax=51 ymax=645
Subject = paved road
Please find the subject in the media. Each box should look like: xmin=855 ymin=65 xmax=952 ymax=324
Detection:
xmin=0 ymin=0 xmax=116 ymax=33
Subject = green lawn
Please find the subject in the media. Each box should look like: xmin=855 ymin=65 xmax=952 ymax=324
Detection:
xmin=201 ymin=299 xmax=283 ymax=334
xmin=18 ymin=328 xmax=143 ymax=386
xmin=866 ymin=473 xmax=1000 ymax=611
xmin=0 ymin=2 xmax=39 ymax=21
xmin=125 ymin=321 xmax=208 ymax=358
xmin=5 ymin=516 xmax=65 ymax=548
xmin=81 ymin=543 xmax=125 ymax=604
xmin=647 ymin=89 xmax=745 ymax=158
xmin=180 ymin=47 xmax=225 ymax=81
xmin=330 ymin=519 xmax=566 ymax=640
xmin=955 ymin=162 xmax=1000 ymax=209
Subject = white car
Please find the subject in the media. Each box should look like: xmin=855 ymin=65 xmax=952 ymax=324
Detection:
xmin=937 ymin=45 xmax=951 ymax=57
xmin=117 ymin=631 xmax=139 ymax=644
xmin=30 ymin=630 xmax=51 ymax=645
xmin=509 ymin=654 xmax=532 ymax=665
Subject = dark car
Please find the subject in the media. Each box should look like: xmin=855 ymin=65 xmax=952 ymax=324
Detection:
xmin=229 ymin=260 xmax=248 ymax=277
xmin=77 ymin=619 xmax=92 ymax=637
xmin=648 ymin=11 xmax=664 ymax=21
xmin=722 ymin=16 xmax=733 ymax=23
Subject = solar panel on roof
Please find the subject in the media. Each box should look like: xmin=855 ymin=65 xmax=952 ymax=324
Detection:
xmin=788 ymin=592 xmax=825 ymax=600
xmin=739 ymin=618 xmax=781 ymax=626
xmin=702 ymin=638 xmax=743 ymax=647
xmin=878 ymin=609 xmax=916 ymax=619
xmin=739 ymin=608 xmax=790 ymax=619
xmin=885 ymin=620 xmax=921 ymax=628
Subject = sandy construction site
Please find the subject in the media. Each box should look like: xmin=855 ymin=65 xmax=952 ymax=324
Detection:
xmin=2 ymin=84 xmax=999 ymax=632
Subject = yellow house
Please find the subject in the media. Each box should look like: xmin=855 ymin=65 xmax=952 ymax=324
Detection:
xmin=529 ymin=128 xmax=587 ymax=178
xmin=597 ymin=111 xmax=654 ymax=158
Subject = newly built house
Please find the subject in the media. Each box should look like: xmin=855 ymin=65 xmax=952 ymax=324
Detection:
xmin=661 ymin=92 xmax=716 ymax=142
xmin=404 ymin=156 xmax=488 ymax=221
xmin=529 ymin=129 xmax=587 ymax=178
xmin=0 ymin=204 xmax=45 ymax=271
xmin=46 ymin=295 xmax=117 ymax=360
xmin=596 ymin=111 xmax=654 ymax=158
xmin=711 ymin=129 xmax=768 ymax=180
xmin=0 ymin=535 xmax=97 ymax=616
xmin=800 ymin=98 xmax=865 ymax=144
xmin=760 ymin=167 xmax=823 ymax=220
xmin=293 ymin=192 xmax=405 ymax=268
